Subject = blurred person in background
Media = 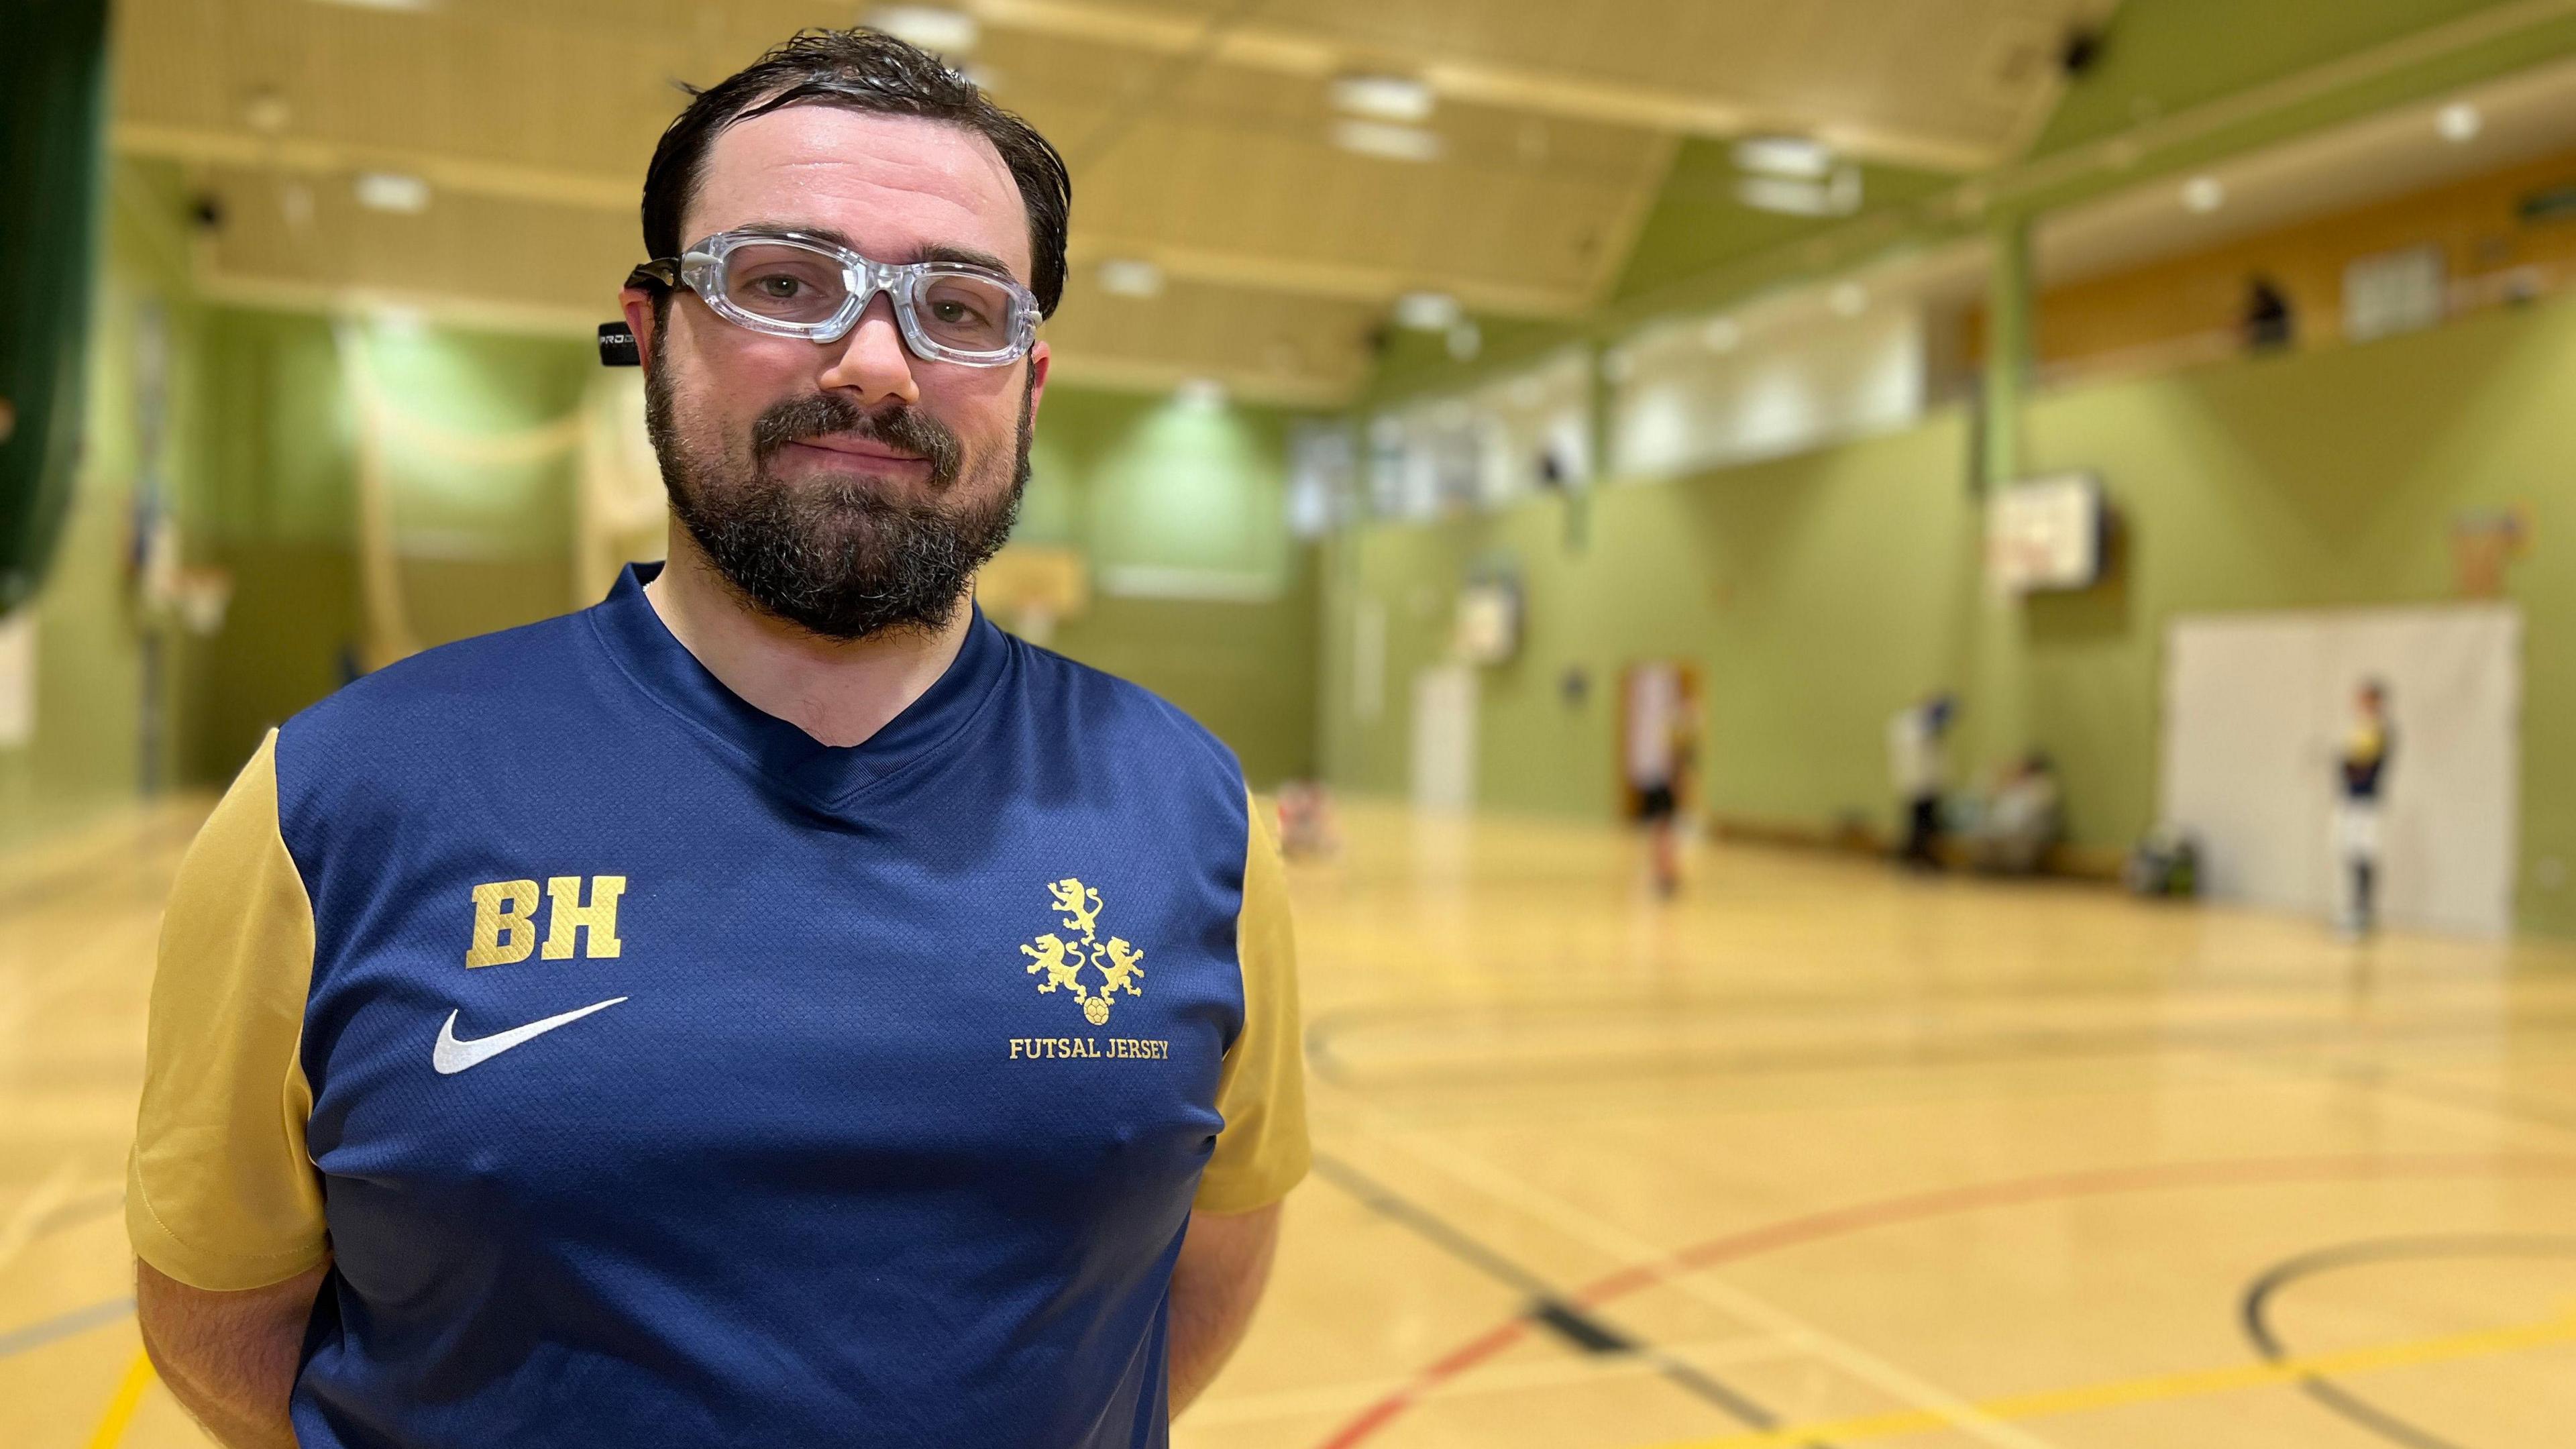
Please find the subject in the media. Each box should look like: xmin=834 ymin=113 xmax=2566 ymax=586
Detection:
xmin=1629 ymin=681 xmax=1699 ymax=898
xmin=1888 ymin=692 xmax=1955 ymax=871
xmin=2243 ymin=274 xmax=2298 ymax=352
xmin=2335 ymin=679 xmax=2395 ymax=938
xmin=1966 ymin=750 xmax=2063 ymax=876
xmin=1275 ymin=779 xmax=1340 ymax=859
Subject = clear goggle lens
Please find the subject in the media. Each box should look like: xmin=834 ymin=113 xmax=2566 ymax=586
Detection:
xmin=716 ymin=241 xmax=1022 ymax=355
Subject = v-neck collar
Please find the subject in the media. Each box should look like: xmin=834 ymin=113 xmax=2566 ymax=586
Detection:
xmin=584 ymin=561 xmax=1011 ymax=810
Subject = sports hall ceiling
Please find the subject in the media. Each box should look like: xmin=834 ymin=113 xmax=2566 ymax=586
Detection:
xmin=110 ymin=0 xmax=2110 ymax=405
xmin=107 ymin=0 xmax=2565 ymax=407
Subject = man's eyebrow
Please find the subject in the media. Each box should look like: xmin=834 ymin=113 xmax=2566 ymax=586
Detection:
xmin=910 ymin=242 xmax=1017 ymax=276
xmin=732 ymin=224 xmax=1017 ymax=278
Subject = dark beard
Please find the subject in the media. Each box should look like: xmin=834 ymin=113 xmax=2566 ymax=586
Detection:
xmin=645 ymin=372 xmax=1032 ymax=642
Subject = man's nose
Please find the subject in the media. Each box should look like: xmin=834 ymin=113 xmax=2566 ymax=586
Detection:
xmin=817 ymin=292 xmax=920 ymax=407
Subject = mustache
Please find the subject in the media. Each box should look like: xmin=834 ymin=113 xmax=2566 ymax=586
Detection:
xmin=750 ymin=392 xmax=964 ymax=488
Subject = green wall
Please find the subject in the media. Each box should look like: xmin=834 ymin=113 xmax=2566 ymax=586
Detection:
xmin=0 ymin=163 xmax=203 ymax=851
xmin=162 ymin=308 xmax=1321 ymax=791
xmin=1019 ymin=386 xmax=1320 ymax=788
xmin=181 ymin=309 xmax=594 ymax=781
xmin=1319 ymin=289 xmax=2576 ymax=934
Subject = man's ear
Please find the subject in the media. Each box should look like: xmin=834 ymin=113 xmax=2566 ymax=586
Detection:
xmin=618 ymin=288 xmax=661 ymax=371
xmin=1024 ymin=338 xmax=1051 ymax=422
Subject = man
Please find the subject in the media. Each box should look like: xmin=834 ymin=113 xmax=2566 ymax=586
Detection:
xmin=2334 ymin=679 xmax=2395 ymax=938
xmin=127 ymin=29 xmax=1305 ymax=1449
xmin=1886 ymin=692 xmax=1955 ymax=870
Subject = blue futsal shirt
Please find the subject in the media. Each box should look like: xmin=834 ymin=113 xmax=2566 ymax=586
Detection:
xmin=128 ymin=563 xmax=1309 ymax=1448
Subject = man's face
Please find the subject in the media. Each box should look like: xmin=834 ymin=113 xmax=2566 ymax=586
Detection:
xmin=627 ymin=105 xmax=1049 ymax=641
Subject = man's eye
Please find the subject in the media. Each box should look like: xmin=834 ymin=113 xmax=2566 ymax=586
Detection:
xmin=934 ymin=301 xmax=986 ymax=325
xmin=756 ymin=276 xmax=803 ymax=299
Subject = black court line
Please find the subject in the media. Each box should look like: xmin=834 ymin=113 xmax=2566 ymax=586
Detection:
xmin=1308 ymin=1153 xmax=1821 ymax=1441
xmin=2239 ymin=1234 xmax=2576 ymax=1449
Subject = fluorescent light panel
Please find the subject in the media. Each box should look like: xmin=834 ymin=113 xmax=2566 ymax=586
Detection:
xmin=871 ymin=5 xmax=978 ymax=55
xmin=355 ymin=172 xmax=431 ymax=213
xmin=1330 ymin=74 xmax=1434 ymax=124
xmin=1733 ymin=135 xmax=1835 ymax=179
xmin=1393 ymin=291 xmax=1460 ymax=331
xmin=1736 ymin=167 xmax=1861 ymax=217
xmin=1332 ymin=119 xmax=1442 ymax=164
xmin=1097 ymin=258 xmax=1165 ymax=298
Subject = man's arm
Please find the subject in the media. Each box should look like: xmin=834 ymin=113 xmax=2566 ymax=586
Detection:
xmin=136 ymin=1258 xmax=323 ymax=1449
xmin=1165 ymin=1201 xmax=1283 ymax=1419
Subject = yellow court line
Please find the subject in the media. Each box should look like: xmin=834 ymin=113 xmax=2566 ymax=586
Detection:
xmin=1648 ymin=1309 xmax=2576 ymax=1449
xmin=85 ymin=1351 xmax=156 ymax=1449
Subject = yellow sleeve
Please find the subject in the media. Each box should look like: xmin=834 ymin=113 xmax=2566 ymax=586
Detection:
xmin=1193 ymin=792 xmax=1311 ymax=1213
xmin=126 ymin=729 xmax=330 ymax=1289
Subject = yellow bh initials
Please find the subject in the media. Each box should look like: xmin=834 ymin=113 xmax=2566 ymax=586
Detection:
xmin=465 ymin=875 xmax=627 ymax=967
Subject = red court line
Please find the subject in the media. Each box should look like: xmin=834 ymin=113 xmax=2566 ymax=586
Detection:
xmin=1313 ymin=1152 xmax=2576 ymax=1449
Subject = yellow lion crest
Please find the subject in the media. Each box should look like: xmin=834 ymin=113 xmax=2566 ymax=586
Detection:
xmin=1022 ymin=877 xmax=1137 ymax=1025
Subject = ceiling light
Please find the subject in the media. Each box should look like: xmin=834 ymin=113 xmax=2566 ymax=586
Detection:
xmin=2180 ymin=175 xmax=2224 ymax=213
xmin=960 ymin=63 xmax=1002 ymax=93
xmin=1732 ymin=134 xmax=1834 ymax=180
xmin=1827 ymin=282 xmax=1867 ymax=317
xmin=354 ymin=171 xmax=431 ymax=213
xmin=244 ymin=89 xmax=292 ymax=134
xmin=2436 ymin=101 xmax=2482 ymax=143
xmin=372 ymin=305 xmax=427 ymax=335
xmin=1701 ymin=317 xmax=1742 ymax=352
xmin=1330 ymin=74 xmax=1435 ymax=125
xmin=1737 ymin=167 xmax=1862 ymax=218
xmin=1393 ymin=291 xmax=1460 ymax=331
xmin=871 ymin=5 xmax=977 ymax=55
xmin=1097 ymin=258 xmax=1165 ymax=299
xmin=1332 ymin=119 xmax=1443 ymax=164
xmin=1175 ymin=377 xmax=1228 ymax=408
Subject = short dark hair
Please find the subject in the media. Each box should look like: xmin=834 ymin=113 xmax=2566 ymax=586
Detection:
xmin=639 ymin=28 xmax=1072 ymax=317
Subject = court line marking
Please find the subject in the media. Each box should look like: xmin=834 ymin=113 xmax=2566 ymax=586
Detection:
xmin=1309 ymin=1152 xmax=1796 ymax=1431
xmin=0 ymin=1158 xmax=83 ymax=1273
xmin=2240 ymin=1234 xmax=2576 ymax=1449
xmin=1189 ymin=1335 xmax=1804 ymax=1428
xmin=1313 ymin=1151 xmax=2576 ymax=1449
xmin=1339 ymin=1106 xmax=2065 ymax=1449
xmin=85 ymin=1351 xmax=156 ymax=1449
xmin=1643 ymin=1305 xmax=2576 ymax=1449
xmin=0 ymin=1296 xmax=137 ymax=1360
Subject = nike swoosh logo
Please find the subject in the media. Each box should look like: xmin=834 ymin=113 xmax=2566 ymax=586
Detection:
xmin=433 ymin=997 xmax=629 ymax=1075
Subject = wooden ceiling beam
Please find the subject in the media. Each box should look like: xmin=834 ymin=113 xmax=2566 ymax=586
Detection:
xmin=117 ymin=121 xmax=1592 ymax=317
xmin=967 ymin=0 xmax=2003 ymax=172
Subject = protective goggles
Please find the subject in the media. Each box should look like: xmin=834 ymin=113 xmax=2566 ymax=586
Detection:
xmin=601 ymin=229 xmax=1040 ymax=368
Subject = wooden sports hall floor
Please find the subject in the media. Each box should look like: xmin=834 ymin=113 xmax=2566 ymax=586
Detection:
xmin=7 ymin=796 xmax=2576 ymax=1448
